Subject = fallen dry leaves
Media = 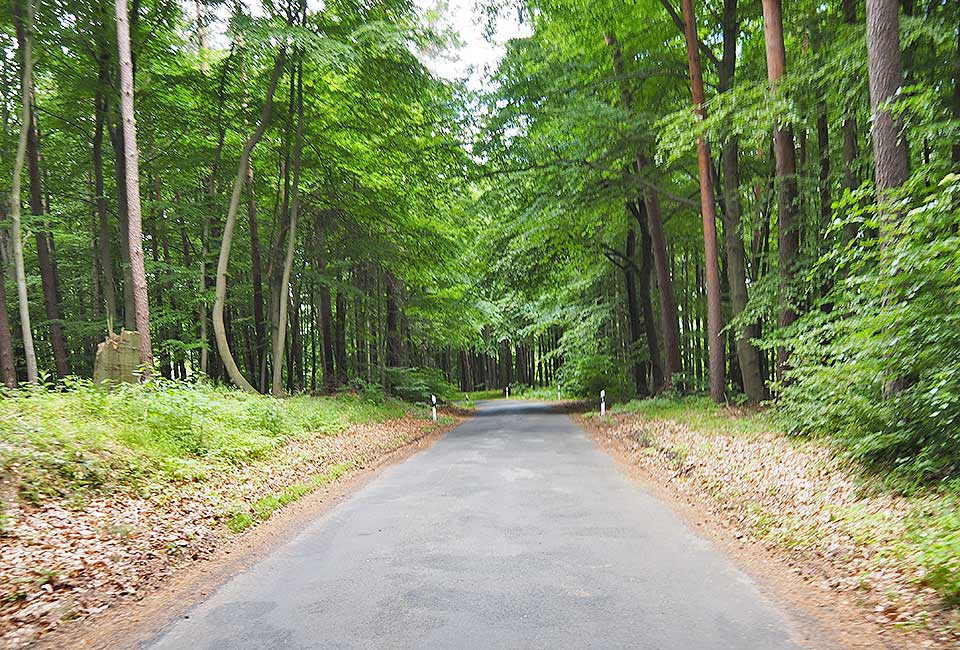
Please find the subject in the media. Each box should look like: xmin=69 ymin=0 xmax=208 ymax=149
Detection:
xmin=0 ymin=413 xmax=463 ymax=649
xmin=580 ymin=411 xmax=960 ymax=649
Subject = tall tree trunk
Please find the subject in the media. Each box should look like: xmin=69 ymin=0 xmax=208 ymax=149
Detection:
xmin=247 ymin=166 xmax=267 ymax=391
xmin=272 ymin=59 xmax=304 ymax=396
xmin=115 ymin=0 xmax=152 ymax=370
xmin=761 ymin=0 xmax=801 ymax=379
xmin=0 ymin=255 xmax=18 ymax=387
xmin=213 ymin=50 xmax=286 ymax=393
xmin=866 ymin=0 xmax=909 ymax=199
xmin=14 ymin=13 xmax=69 ymax=377
xmin=385 ymin=271 xmax=402 ymax=367
xmin=681 ymin=0 xmax=725 ymax=402
xmin=93 ymin=78 xmax=118 ymax=333
xmin=605 ymin=31 xmax=681 ymax=387
xmin=636 ymin=207 xmax=664 ymax=390
xmin=719 ymin=0 xmax=766 ymax=402
xmin=334 ymin=284 xmax=347 ymax=384
xmin=621 ymin=229 xmax=647 ymax=395
xmin=319 ymin=266 xmax=335 ymax=390
xmin=10 ymin=0 xmax=36 ymax=383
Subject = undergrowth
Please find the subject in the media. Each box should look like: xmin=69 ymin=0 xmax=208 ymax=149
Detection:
xmin=0 ymin=379 xmax=408 ymax=508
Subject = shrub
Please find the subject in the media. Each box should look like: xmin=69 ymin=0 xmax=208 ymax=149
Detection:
xmin=385 ymin=367 xmax=456 ymax=404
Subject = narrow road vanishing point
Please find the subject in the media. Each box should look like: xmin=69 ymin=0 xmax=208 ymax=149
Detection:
xmin=148 ymin=400 xmax=805 ymax=650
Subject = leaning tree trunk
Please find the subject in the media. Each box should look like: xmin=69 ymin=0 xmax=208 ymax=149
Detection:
xmin=10 ymin=0 xmax=37 ymax=383
xmin=681 ymin=0 xmax=725 ymax=403
xmin=115 ymin=0 xmax=153 ymax=371
xmin=0 ymin=255 xmax=18 ymax=387
xmin=213 ymin=50 xmax=286 ymax=393
xmin=14 ymin=3 xmax=70 ymax=378
xmin=271 ymin=60 xmax=304 ymax=397
xmin=761 ymin=0 xmax=801 ymax=380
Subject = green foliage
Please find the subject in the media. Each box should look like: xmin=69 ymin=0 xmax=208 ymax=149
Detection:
xmin=0 ymin=381 xmax=404 ymax=505
xmin=780 ymin=175 xmax=960 ymax=485
xmin=385 ymin=367 xmax=457 ymax=404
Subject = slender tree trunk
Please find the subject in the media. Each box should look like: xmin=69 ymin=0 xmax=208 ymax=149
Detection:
xmin=0 ymin=254 xmax=18 ymax=387
xmin=334 ymin=285 xmax=347 ymax=384
xmin=385 ymin=271 xmax=402 ymax=367
xmin=214 ymin=50 xmax=286 ymax=393
xmin=115 ymin=0 xmax=153 ymax=371
xmin=247 ymin=166 xmax=267 ymax=391
xmin=272 ymin=60 xmax=304 ymax=396
xmin=604 ymin=31 xmax=681 ymax=387
xmin=637 ymin=208 xmax=664 ymax=390
xmin=761 ymin=0 xmax=801 ymax=379
xmin=718 ymin=0 xmax=766 ymax=402
xmin=681 ymin=0 xmax=725 ymax=402
xmin=319 ymin=266 xmax=335 ymax=390
xmin=622 ymin=229 xmax=647 ymax=396
xmin=93 ymin=79 xmax=118 ymax=333
xmin=10 ymin=0 xmax=36 ymax=383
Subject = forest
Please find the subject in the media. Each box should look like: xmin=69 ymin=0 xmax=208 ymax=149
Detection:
xmin=0 ymin=0 xmax=958 ymax=485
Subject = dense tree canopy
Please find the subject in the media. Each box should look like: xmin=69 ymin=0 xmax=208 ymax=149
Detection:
xmin=2 ymin=0 xmax=959 ymax=481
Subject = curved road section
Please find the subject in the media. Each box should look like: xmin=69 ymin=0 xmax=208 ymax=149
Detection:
xmin=149 ymin=400 xmax=801 ymax=649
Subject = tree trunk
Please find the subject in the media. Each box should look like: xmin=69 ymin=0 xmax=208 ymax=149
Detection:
xmin=213 ymin=50 xmax=286 ymax=393
xmin=0 ymin=255 xmax=18 ymax=387
xmin=604 ymin=31 xmax=681 ymax=387
xmin=637 ymin=209 xmax=664 ymax=390
xmin=93 ymin=77 xmax=118 ymax=333
xmin=385 ymin=271 xmax=402 ymax=367
xmin=272 ymin=60 xmax=304 ymax=396
xmin=334 ymin=284 xmax=347 ymax=384
xmin=718 ymin=0 xmax=766 ymax=402
xmin=115 ymin=0 xmax=153 ymax=371
xmin=761 ymin=0 xmax=801 ymax=379
xmin=621 ymin=229 xmax=647 ymax=396
xmin=10 ymin=0 xmax=37 ymax=383
xmin=246 ymin=166 xmax=267 ymax=391
xmin=319 ymin=268 xmax=335 ymax=391
xmin=681 ymin=0 xmax=725 ymax=402
xmin=866 ymin=0 xmax=909 ymax=199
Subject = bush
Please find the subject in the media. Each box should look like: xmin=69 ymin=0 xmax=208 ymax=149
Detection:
xmin=385 ymin=367 xmax=456 ymax=404
xmin=779 ymin=174 xmax=960 ymax=485
xmin=559 ymin=353 xmax=631 ymax=403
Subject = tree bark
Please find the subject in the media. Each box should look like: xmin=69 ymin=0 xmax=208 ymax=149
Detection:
xmin=718 ymin=0 xmax=766 ymax=402
xmin=115 ymin=0 xmax=153 ymax=371
xmin=334 ymin=284 xmax=347 ymax=384
xmin=761 ymin=0 xmax=800 ymax=378
xmin=385 ymin=271 xmax=402 ymax=367
xmin=213 ymin=50 xmax=286 ymax=393
xmin=272 ymin=60 xmax=304 ymax=396
xmin=246 ymin=166 xmax=267 ymax=391
xmin=93 ymin=74 xmax=118 ymax=333
xmin=10 ymin=0 xmax=37 ymax=383
xmin=0 ymin=254 xmax=18 ymax=387
xmin=604 ymin=31 xmax=682 ymax=388
xmin=866 ymin=0 xmax=909 ymax=198
xmin=681 ymin=0 xmax=725 ymax=402
xmin=621 ymin=228 xmax=648 ymax=395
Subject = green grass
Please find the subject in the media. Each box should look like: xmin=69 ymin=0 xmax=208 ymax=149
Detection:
xmin=610 ymin=395 xmax=775 ymax=437
xmin=227 ymin=462 xmax=354 ymax=533
xmin=0 ymin=379 xmax=408 ymax=508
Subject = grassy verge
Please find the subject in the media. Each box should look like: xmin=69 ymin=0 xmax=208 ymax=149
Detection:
xmin=588 ymin=396 xmax=960 ymax=635
xmin=0 ymin=379 xmax=408 ymax=512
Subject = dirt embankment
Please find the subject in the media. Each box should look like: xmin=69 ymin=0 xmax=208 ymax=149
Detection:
xmin=578 ymin=411 xmax=960 ymax=650
xmin=1 ymin=413 xmax=465 ymax=650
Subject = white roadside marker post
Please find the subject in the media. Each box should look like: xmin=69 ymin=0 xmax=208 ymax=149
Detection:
xmin=431 ymin=394 xmax=437 ymax=422
xmin=600 ymin=389 xmax=606 ymax=417
xmin=506 ymin=385 xmax=510 ymax=399
xmin=557 ymin=383 xmax=561 ymax=401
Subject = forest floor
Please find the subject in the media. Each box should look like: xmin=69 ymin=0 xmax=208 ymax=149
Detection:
xmin=0 ymin=385 xmax=466 ymax=650
xmin=578 ymin=397 xmax=960 ymax=649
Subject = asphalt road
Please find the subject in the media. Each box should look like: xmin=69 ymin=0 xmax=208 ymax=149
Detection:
xmin=148 ymin=400 xmax=802 ymax=650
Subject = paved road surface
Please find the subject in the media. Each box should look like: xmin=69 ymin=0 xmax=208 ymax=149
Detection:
xmin=148 ymin=400 xmax=802 ymax=649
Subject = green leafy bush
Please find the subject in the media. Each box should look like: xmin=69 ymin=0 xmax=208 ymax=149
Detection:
xmin=385 ymin=367 xmax=456 ymax=404
xmin=779 ymin=174 xmax=960 ymax=485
